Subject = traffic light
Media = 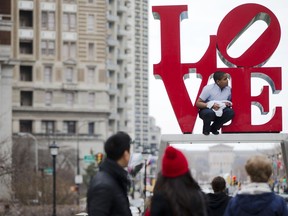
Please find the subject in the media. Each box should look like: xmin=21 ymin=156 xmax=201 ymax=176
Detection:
xmin=70 ymin=185 xmax=79 ymax=192
xmin=96 ymin=153 xmax=104 ymax=164
xmin=232 ymin=175 xmax=237 ymax=185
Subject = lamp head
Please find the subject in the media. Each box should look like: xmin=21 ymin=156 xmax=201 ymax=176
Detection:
xmin=49 ymin=141 xmax=59 ymax=156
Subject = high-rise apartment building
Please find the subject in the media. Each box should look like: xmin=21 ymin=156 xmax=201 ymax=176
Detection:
xmin=11 ymin=0 xmax=110 ymax=173
xmin=107 ymin=0 xmax=150 ymax=153
xmin=0 ymin=0 xmax=160 ymax=202
xmin=132 ymin=0 xmax=150 ymax=152
xmin=9 ymin=0 xmax=156 ymax=174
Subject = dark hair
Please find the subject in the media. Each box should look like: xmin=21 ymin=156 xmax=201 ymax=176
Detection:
xmin=153 ymin=172 xmax=206 ymax=216
xmin=213 ymin=71 xmax=226 ymax=83
xmin=104 ymin=131 xmax=131 ymax=161
xmin=211 ymin=176 xmax=226 ymax=193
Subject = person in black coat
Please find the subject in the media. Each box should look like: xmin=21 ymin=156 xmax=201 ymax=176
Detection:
xmin=207 ymin=176 xmax=231 ymax=216
xmin=87 ymin=131 xmax=132 ymax=216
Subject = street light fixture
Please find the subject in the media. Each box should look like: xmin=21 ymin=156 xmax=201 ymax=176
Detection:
xmin=49 ymin=141 xmax=59 ymax=216
xmin=142 ymin=151 xmax=150 ymax=200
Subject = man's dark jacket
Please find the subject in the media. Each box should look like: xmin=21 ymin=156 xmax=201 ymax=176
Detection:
xmin=207 ymin=192 xmax=231 ymax=216
xmin=224 ymin=192 xmax=288 ymax=216
xmin=87 ymin=158 xmax=132 ymax=216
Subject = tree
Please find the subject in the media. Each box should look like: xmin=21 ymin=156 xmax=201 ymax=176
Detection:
xmin=0 ymin=137 xmax=14 ymax=201
xmin=83 ymin=162 xmax=98 ymax=188
xmin=12 ymin=137 xmax=78 ymax=205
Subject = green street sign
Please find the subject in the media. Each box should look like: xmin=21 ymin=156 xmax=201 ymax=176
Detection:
xmin=84 ymin=155 xmax=95 ymax=163
xmin=44 ymin=167 xmax=53 ymax=175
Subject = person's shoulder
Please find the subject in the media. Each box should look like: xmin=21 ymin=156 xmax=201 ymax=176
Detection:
xmin=87 ymin=172 xmax=115 ymax=198
xmin=152 ymin=192 xmax=166 ymax=200
xmin=202 ymin=83 xmax=215 ymax=91
xmin=271 ymin=193 xmax=288 ymax=203
xmin=205 ymin=83 xmax=215 ymax=88
xmin=266 ymin=193 xmax=288 ymax=213
xmin=151 ymin=192 xmax=172 ymax=214
xmin=152 ymin=192 xmax=170 ymax=205
xmin=228 ymin=193 xmax=240 ymax=202
xmin=90 ymin=171 xmax=115 ymax=187
xmin=224 ymin=85 xmax=232 ymax=90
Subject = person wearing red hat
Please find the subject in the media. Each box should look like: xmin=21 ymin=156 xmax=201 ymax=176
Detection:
xmin=150 ymin=146 xmax=208 ymax=216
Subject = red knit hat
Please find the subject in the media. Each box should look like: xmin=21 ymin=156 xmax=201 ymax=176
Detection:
xmin=162 ymin=146 xmax=189 ymax=178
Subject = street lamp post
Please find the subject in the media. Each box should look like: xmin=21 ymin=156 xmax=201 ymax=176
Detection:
xmin=143 ymin=159 xmax=147 ymax=200
xmin=76 ymin=135 xmax=81 ymax=206
xmin=49 ymin=141 xmax=59 ymax=216
xmin=142 ymin=152 xmax=150 ymax=200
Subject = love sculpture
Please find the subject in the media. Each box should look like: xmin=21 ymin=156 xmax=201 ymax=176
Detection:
xmin=152 ymin=3 xmax=282 ymax=134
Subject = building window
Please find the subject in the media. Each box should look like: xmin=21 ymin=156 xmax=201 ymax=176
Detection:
xmin=63 ymin=41 xmax=76 ymax=59
xmin=88 ymin=43 xmax=95 ymax=60
xmin=65 ymin=67 xmax=73 ymax=82
xmin=87 ymin=14 xmax=95 ymax=31
xmin=41 ymin=121 xmax=55 ymax=134
xmin=88 ymin=92 xmax=95 ymax=107
xmin=66 ymin=92 xmax=74 ymax=106
xmin=20 ymin=120 xmax=33 ymax=133
xmin=45 ymin=91 xmax=52 ymax=106
xmin=63 ymin=121 xmax=76 ymax=134
xmin=41 ymin=40 xmax=55 ymax=56
xmin=20 ymin=40 xmax=33 ymax=54
xmin=19 ymin=10 xmax=33 ymax=27
xmin=88 ymin=122 xmax=94 ymax=135
xmin=41 ymin=11 xmax=55 ymax=30
xmin=87 ymin=68 xmax=95 ymax=84
xmin=20 ymin=91 xmax=33 ymax=106
xmin=44 ymin=66 xmax=52 ymax=83
xmin=20 ymin=65 xmax=32 ymax=81
xmin=63 ymin=12 xmax=76 ymax=31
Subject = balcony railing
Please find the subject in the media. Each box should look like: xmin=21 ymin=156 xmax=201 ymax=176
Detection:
xmin=62 ymin=83 xmax=77 ymax=90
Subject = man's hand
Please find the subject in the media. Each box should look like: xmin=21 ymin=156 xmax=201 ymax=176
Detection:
xmin=225 ymin=101 xmax=233 ymax=107
xmin=212 ymin=103 xmax=220 ymax=110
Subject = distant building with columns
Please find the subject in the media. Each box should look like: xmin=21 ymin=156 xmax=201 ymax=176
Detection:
xmin=208 ymin=144 xmax=235 ymax=178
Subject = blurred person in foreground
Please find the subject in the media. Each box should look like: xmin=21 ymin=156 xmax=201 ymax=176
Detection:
xmin=87 ymin=131 xmax=132 ymax=216
xmin=150 ymin=146 xmax=208 ymax=216
xmin=207 ymin=176 xmax=231 ymax=216
xmin=224 ymin=155 xmax=288 ymax=216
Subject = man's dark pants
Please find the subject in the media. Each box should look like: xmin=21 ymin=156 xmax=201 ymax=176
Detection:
xmin=199 ymin=107 xmax=235 ymax=133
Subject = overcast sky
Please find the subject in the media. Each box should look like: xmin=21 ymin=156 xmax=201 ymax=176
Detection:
xmin=148 ymin=0 xmax=288 ymax=139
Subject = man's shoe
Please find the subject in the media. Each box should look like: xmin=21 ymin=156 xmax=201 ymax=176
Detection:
xmin=203 ymin=131 xmax=210 ymax=135
xmin=211 ymin=130 xmax=219 ymax=135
